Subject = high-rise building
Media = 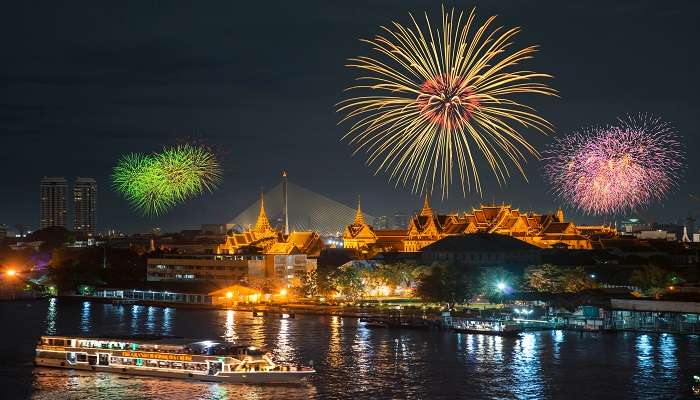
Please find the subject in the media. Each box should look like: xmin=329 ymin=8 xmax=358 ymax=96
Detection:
xmin=392 ymin=212 xmax=409 ymax=230
xmin=40 ymin=177 xmax=68 ymax=229
xmin=373 ymin=215 xmax=389 ymax=230
xmin=73 ymin=177 xmax=97 ymax=235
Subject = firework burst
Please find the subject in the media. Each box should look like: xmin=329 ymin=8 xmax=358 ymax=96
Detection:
xmin=338 ymin=6 xmax=556 ymax=198
xmin=543 ymin=115 xmax=683 ymax=215
xmin=112 ymin=144 xmax=222 ymax=216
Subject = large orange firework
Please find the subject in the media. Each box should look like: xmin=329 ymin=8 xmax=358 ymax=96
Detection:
xmin=338 ymin=7 xmax=556 ymax=197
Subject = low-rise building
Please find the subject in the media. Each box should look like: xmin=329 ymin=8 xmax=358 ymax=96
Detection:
xmin=420 ymin=233 xmax=541 ymax=270
xmin=146 ymin=255 xmax=266 ymax=284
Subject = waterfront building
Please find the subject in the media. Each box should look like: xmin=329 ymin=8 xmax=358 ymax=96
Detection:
xmin=73 ymin=177 xmax=97 ymax=235
xmin=40 ymin=176 xmax=68 ymax=229
xmin=150 ymin=191 xmax=320 ymax=287
xmin=146 ymin=254 xmax=266 ymax=283
xmin=343 ymin=195 xmax=616 ymax=255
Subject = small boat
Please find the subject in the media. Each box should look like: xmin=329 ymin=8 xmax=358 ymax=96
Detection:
xmin=34 ymin=335 xmax=314 ymax=384
xmin=359 ymin=317 xmax=388 ymax=329
xmin=451 ymin=319 xmax=521 ymax=336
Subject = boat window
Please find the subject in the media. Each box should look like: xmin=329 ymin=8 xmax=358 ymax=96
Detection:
xmin=98 ymin=354 xmax=109 ymax=366
xmin=76 ymin=353 xmax=87 ymax=362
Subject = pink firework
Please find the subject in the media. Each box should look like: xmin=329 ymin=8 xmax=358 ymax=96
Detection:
xmin=543 ymin=115 xmax=684 ymax=215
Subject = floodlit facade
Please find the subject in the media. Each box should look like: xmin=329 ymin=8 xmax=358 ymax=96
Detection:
xmin=344 ymin=195 xmax=617 ymax=254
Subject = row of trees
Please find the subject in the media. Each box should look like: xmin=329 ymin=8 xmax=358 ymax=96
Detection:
xmin=299 ymin=262 xmax=429 ymax=301
xmin=295 ymin=261 xmax=688 ymax=305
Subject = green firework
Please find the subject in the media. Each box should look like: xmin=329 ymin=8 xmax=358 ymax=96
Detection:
xmin=112 ymin=145 xmax=222 ymax=216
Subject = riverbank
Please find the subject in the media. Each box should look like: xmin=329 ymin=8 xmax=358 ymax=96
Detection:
xmin=56 ymin=295 xmax=700 ymax=336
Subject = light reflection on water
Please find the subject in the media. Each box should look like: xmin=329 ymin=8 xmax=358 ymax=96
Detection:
xmin=162 ymin=307 xmax=173 ymax=335
xmin=1 ymin=299 xmax=698 ymax=399
xmin=46 ymin=298 xmax=57 ymax=335
xmin=224 ymin=310 xmax=237 ymax=342
xmin=511 ymin=333 xmax=543 ymax=399
xmin=79 ymin=301 xmax=91 ymax=333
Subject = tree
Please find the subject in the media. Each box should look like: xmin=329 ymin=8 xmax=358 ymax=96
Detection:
xmin=478 ymin=267 xmax=517 ymax=304
xmin=416 ymin=264 xmax=474 ymax=308
xmin=630 ymin=265 xmax=674 ymax=299
xmin=524 ymin=264 xmax=596 ymax=293
xmin=524 ymin=264 xmax=561 ymax=293
xmin=560 ymin=267 xmax=595 ymax=293
xmin=329 ymin=264 xmax=364 ymax=302
xmin=300 ymin=270 xmax=318 ymax=298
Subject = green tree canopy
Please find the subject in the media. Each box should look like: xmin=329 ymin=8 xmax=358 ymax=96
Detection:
xmin=416 ymin=264 xmax=474 ymax=307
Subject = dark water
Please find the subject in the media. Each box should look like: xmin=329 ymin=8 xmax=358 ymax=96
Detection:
xmin=1 ymin=299 xmax=700 ymax=399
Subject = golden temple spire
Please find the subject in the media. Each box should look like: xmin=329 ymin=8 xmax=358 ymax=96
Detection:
xmin=555 ymin=207 xmax=564 ymax=223
xmin=353 ymin=195 xmax=365 ymax=225
xmin=420 ymin=193 xmax=433 ymax=217
xmin=255 ymin=190 xmax=273 ymax=233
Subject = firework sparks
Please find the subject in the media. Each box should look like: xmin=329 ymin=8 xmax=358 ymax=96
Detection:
xmin=543 ymin=115 xmax=683 ymax=215
xmin=112 ymin=144 xmax=222 ymax=216
xmin=337 ymin=6 xmax=556 ymax=198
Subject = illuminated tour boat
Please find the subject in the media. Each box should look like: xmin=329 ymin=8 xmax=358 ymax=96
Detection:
xmin=35 ymin=335 xmax=315 ymax=384
xmin=451 ymin=319 xmax=521 ymax=336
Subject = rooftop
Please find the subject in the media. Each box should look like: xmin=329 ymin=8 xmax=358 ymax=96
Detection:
xmin=422 ymin=233 xmax=541 ymax=252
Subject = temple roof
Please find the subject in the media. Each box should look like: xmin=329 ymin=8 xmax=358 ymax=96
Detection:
xmin=419 ymin=194 xmax=433 ymax=217
xmin=353 ymin=196 xmax=365 ymax=225
xmin=254 ymin=192 xmax=275 ymax=234
xmin=422 ymin=233 xmax=541 ymax=252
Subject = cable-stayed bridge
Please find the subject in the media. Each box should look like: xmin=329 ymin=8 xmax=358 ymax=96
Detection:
xmin=229 ymin=181 xmax=373 ymax=235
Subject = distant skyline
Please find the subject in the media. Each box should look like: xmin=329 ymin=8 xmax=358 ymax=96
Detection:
xmin=1 ymin=1 xmax=699 ymax=233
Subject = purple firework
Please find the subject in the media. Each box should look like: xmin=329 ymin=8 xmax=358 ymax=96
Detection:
xmin=543 ymin=115 xmax=683 ymax=215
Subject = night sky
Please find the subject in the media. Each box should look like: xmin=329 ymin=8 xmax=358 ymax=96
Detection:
xmin=1 ymin=1 xmax=699 ymax=233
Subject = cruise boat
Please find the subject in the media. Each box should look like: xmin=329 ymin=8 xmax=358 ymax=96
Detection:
xmin=451 ymin=319 xmax=521 ymax=336
xmin=34 ymin=335 xmax=315 ymax=384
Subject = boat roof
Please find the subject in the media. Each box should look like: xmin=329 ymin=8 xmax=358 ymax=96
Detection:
xmin=41 ymin=334 xmax=253 ymax=348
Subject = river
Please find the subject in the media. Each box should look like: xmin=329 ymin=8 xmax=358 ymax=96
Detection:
xmin=1 ymin=298 xmax=699 ymax=399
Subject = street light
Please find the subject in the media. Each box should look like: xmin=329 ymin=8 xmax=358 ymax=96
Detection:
xmin=496 ymin=282 xmax=507 ymax=292
xmin=5 ymin=269 xmax=16 ymax=278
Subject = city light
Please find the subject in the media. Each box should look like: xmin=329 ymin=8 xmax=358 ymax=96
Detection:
xmin=497 ymin=282 xmax=507 ymax=292
xmin=225 ymin=291 xmax=233 ymax=299
xmin=279 ymin=289 xmax=288 ymax=297
xmin=5 ymin=269 xmax=17 ymax=278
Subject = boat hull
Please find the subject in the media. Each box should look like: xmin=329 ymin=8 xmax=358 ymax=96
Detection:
xmin=451 ymin=328 xmax=521 ymax=336
xmin=34 ymin=357 xmax=313 ymax=384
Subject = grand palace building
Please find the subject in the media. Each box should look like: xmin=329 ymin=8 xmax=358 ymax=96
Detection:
xmin=148 ymin=193 xmax=321 ymax=286
xmin=343 ymin=196 xmax=616 ymax=255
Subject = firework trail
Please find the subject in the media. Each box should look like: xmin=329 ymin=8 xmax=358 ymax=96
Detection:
xmin=543 ymin=115 xmax=683 ymax=215
xmin=112 ymin=144 xmax=222 ymax=216
xmin=338 ymin=6 xmax=556 ymax=198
